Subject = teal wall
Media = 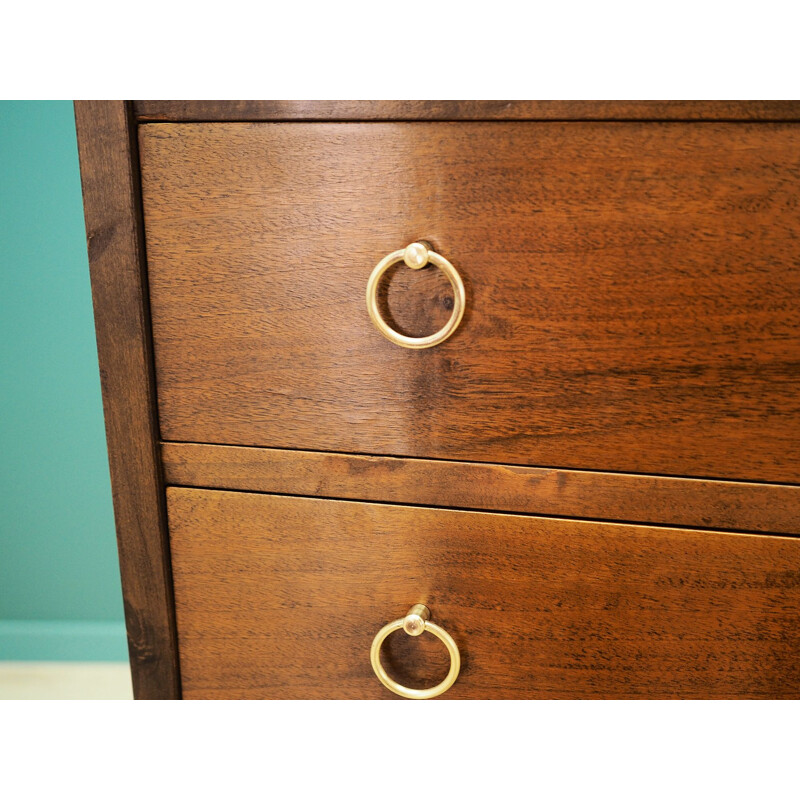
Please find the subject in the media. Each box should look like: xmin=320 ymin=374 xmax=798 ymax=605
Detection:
xmin=0 ymin=101 xmax=127 ymax=660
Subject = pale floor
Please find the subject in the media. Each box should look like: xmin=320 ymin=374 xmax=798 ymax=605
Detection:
xmin=0 ymin=662 xmax=133 ymax=700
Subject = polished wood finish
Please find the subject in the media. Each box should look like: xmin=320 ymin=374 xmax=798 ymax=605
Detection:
xmin=74 ymin=101 xmax=180 ymax=699
xmin=168 ymin=489 xmax=800 ymax=699
xmin=78 ymin=101 xmax=800 ymax=700
xmin=134 ymin=100 xmax=800 ymax=122
xmin=141 ymin=122 xmax=800 ymax=483
xmin=162 ymin=442 xmax=800 ymax=535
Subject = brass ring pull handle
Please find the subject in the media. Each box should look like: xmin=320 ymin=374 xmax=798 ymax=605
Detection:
xmin=366 ymin=243 xmax=466 ymax=349
xmin=370 ymin=604 xmax=461 ymax=699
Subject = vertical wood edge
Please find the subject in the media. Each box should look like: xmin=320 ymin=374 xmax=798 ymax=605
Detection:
xmin=74 ymin=101 xmax=180 ymax=699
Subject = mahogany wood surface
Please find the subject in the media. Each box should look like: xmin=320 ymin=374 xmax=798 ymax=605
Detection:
xmin=162 ymin=442 xmax=800 ymax=535
xmin=168 ymin=489 xmax=800 ymax=699
xmin=141 ymin=122 xmax=800 ymax=482
xmin=134 ymin=100 xmax=800 ymax=122
xmin=74 ymin=101 xmax=180 ymax=699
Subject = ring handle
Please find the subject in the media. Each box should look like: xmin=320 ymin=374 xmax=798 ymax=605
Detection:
xmin=370 ymin=604 xmax=461 ymax=699
xmin=366 ymin=243 xmax=466 ymax=349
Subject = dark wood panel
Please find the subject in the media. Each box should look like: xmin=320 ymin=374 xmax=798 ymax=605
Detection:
xmin=141 ymin=122 xmax=800 ymax=482
xmin=134 ymin=100 xmax=800 ymax=122
xmin=168 ymin=489 xmax=800 ymax=699
xmin=74 ymin=101 xmax=180 ymax=699
xmin=161 ymin=442 xmax=800 ymax=535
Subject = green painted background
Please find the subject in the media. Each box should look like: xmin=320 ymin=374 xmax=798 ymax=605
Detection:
xmin=0 ymin=101 xmax=127 ymax=660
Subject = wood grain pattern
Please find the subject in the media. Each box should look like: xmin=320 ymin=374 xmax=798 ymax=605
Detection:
xmin=134 ymin=100 xmax=800 ymax=122
xmin=161 ymin=442 xmax=800 ymax=535
xmin=168 ymin=489 xmax=800 ymax=699
xmin=141 ymin=122 xmax=800 ymax=482
xmin=74 ymin=101 xmax=180 ymax=699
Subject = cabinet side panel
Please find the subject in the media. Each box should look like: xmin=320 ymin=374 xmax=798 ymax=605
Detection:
xmin=74 ymin=101 xmax=180 ymax=699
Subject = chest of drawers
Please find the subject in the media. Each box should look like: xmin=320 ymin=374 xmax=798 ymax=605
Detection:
xmin=76 ymin=101 xmax=800 ymax=699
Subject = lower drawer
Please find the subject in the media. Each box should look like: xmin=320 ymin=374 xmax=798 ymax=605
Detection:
xmin=167 ymin=488 xmax=800 ymax=699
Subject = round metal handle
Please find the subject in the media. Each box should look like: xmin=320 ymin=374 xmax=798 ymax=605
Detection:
xmin=370 ymin=604 xmax=461 ymax=699
xmin=365 ymin=243 xmax=466 ymax=349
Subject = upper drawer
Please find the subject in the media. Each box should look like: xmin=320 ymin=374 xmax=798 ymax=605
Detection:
xmin=140 ymin=122 xmax=800 ymax=482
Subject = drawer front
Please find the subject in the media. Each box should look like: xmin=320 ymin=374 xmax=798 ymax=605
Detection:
xmin=141 ymin=122 xmax=800 ymax=482
xmin=167 ymin=488 xmax=800 ymax=699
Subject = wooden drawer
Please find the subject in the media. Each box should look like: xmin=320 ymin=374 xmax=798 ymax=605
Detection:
xmin=168 ymin=488 xmax=800 ymax=699
xmin=140 ymin=121 xmax=800 ymax=483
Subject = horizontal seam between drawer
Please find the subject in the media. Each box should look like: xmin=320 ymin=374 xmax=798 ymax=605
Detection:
xmin=136 ymin=118 xmax=800 ymax=124
xmin=160 ymin=439 xmax=800 ymax=489
xmin=163 ymin=483 xmax=800 ymax=539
